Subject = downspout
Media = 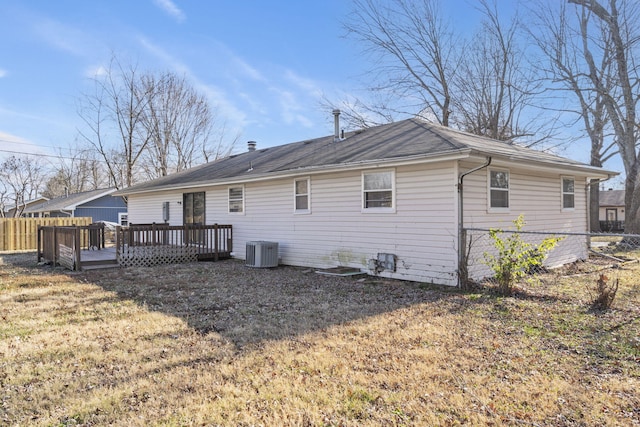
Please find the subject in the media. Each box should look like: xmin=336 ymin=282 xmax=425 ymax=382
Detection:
xmin=457 ymin=156 xmax=492 ymax=287
xmin=586 ymin=174 xmax=614 ymax=234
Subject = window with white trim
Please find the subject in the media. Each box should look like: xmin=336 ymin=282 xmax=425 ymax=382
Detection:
xmin=562 ymin=177 xmax=575 ymax=210
xmin=228 ymin=186 xmax=244 ymax=213
xmin=294 ymin=178 xmax=310 ymax=213
xmin=363 ymin=170 xmax=394 ymax=210
xmin=489 ymin=169 xmax=509 ymax=210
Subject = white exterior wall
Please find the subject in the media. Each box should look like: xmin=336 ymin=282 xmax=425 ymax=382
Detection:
xmin=126 ymin=158 xmax=595 ymax=286
xmin=599 ymin=206 xmax=625 ymax=222
xmin=127 ymin=162 xmax=460 ymax=286
xmin=460 ymin=160 xmax=590 ymax=281
xmin=127 ymin=191 xmax=184 ymax=225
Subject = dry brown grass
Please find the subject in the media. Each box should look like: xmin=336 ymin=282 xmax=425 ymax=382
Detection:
xmin=1 ymin=252 xmax=639 ymax=426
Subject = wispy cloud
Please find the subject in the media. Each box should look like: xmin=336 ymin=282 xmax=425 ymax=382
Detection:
xmin=33 ymin=17 xmax=89 ymax=56
xmin=0 ymin=69 xmax=7 ymax=78
xmin=283 ymin=69 xmax=323 ymax=99
xmin=138 ymin=36 xmax=247 ymax=129
xmin=272 ymin=88 xmax=314 ymax=128
xmin=153 ymin=0 xmax=186 ymax=23
xmin=84 ymin=65 xmax=108 ymax=78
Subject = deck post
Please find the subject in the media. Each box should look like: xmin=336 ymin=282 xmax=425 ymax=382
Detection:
xmin=214 ymin=223 xmax=219 ymax=261
xmin=115 ymin=225 xmax=121 ymax=263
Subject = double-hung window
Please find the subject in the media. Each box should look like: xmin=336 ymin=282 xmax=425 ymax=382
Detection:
xmin=363 ymin=170 xmax=395 ymax=211
xmin=294 ymin=178 xmax=310 ymax=213
xmin=562 ymin=177 xmax=575 ymax=210
xmin=489 ymin=169 xmax=509 ymax=210
xmin=228 ymin=186 xmax=244 ymax=213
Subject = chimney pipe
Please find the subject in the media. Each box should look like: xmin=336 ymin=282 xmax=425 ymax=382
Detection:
xmin=332 ymin=109 xmax=341 ymax=142
xmin=247 ymin=141 xmax=257 ymax=152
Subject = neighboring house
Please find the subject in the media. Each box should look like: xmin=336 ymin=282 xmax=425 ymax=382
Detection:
xmin=23 ymin=188 xmax=128 ymax=224
xmin=3 ymin=196 xmax=49 ymax=218
xmin=599 ymin=189 xmax=625 ymax=231
xmin=115 ymin=116 xmax=615 ymax=286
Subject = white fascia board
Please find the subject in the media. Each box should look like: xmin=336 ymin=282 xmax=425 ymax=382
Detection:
xmin=62 ymin=189 xmax=117 ymax=210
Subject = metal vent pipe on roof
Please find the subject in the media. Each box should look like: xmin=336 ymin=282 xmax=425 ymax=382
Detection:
xmin=247 ymin=141 xmax=257 ymax=152
xmin=332 ymin=109 xmax=341 ymax=142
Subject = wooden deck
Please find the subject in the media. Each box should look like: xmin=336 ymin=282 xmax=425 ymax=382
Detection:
xmin=39 ymin=223 xmax=232 ymax=271
xmin=80 ymin=247 xmax=118 ymax=270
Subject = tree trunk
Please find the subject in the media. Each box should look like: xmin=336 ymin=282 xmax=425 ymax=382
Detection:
xmin=624 ymin=162 xmax=640 ymax=234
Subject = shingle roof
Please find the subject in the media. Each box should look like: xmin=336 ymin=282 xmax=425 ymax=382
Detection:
xmin=599 ymin=189 xmax=625 ymax=207
xmin=24 ymin=188 xmax=116 ymax=213
xmin=116 ymin=118 xmax=615 ymax=196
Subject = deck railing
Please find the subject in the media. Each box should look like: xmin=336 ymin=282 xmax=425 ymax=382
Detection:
xmin=115 ymin=223 xmax=232 ymax=267
xmin=599 ymin=220 xmax=625 ymax=233
xmin=37 ymin=223 xmax=106 ymax=270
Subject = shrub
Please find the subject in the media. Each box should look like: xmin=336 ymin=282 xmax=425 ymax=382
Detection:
xmin=484 ymin=215 xmax=563 ymax=295
xmin=590 ymin=274 xmax=619 ymax=310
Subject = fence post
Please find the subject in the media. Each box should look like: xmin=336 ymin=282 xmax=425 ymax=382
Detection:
xmin=53 ymin=226 xmax=58 ymax=267
xmin=74 ymin=226 xmax=81 ymax=271
xmin=37 ymin=226 xmax=42 ymax=262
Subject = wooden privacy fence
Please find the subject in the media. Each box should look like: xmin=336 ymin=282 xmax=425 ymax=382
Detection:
xmin=0 ymin=217 xmax=92 ymax=251
xmin=116 ymin=223 xmax=233 ymax=267
xmin=37 ymin=223 xmax=107 ymax=270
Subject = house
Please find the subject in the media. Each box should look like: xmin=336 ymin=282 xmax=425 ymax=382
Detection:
xmin=2 ymin=196 xmax=49 ymax=218
xmin=115 ymin=115 xmax=615 ymax=286
xmin=599 ymin=189 xmax=625 ymax=232
xmin=23 ymin=188 xmax=128 ymax=224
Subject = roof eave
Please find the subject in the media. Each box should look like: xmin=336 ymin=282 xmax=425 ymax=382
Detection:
xmin=115 ymin=149 xmax=473 ymax=196
xmin=476 ymin=151 xmax=618 ymax=179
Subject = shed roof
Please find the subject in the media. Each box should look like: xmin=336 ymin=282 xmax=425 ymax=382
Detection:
xmin=116 ymin=118 xmax=616 ymax=196
xmin=599 ymin=189 xmax=625 ymax=207
xmin=24 ymin=188 xmax=117 ymax=213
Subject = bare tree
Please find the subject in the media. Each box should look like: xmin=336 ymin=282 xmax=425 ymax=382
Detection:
xmin=43 ymin=144 xmax=105 ymax=198
xmin=532 ymin=0 xmax=640 ymax=233
xmin=344 ymin=0 xmax=553 ymax=145
xmin=139 ymin=72 xmax=227 ymax=179
xmin=0 ymin=155 xmax=48 ymax=217
xmin=345 ymin=0 xmax=460 ymax=126
xmin=78 ymin=56 xmax=153 ymax=189
xmin=453 ymin=0 xmax=547 ymax=144
xmin=78 ymin=56 xmax=237 ymax=188
xmin=528 ymin=1 xmax=619 ymax=231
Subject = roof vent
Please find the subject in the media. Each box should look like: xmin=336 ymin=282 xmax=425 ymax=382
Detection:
xmin=247 ymin=141 xmax=257 ymax=152
xmin=333 ymin=109 xmax=341 ymax=142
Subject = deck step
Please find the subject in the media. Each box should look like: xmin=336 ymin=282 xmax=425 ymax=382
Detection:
xmin=81 ymin=260 xmax=119 ymax=270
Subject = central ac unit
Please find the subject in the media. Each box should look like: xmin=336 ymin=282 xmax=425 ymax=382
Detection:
xmin=246 ymin=241 xmax=279 ymax=268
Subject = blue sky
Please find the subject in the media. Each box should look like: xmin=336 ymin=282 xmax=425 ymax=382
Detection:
xmin=0 ymin=0 xmax=372 ymax=158
xmin=0 ymin=1 xmax=623 ymax=184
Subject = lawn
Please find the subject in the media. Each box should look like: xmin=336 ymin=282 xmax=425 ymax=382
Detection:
xmin=1 ymin=252 xmax=638 ymax=426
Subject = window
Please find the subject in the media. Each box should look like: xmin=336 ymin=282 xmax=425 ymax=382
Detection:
xmin=562 ymin=177 xmax=575 ymax=210
xmin=228 ymin=186 xmax=244 ymax=213
xmin=489 ymin=169 xmax=509 ymax=210
xmin=294 ymin=178 xmax=310 ymax=213
xmin=363 ymin=170 xmax=394 ymax=210
xmin=183 ymin=192 xmax=205 ymax=225
xmin=118 ymin=212 xmax=128 ymax=226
